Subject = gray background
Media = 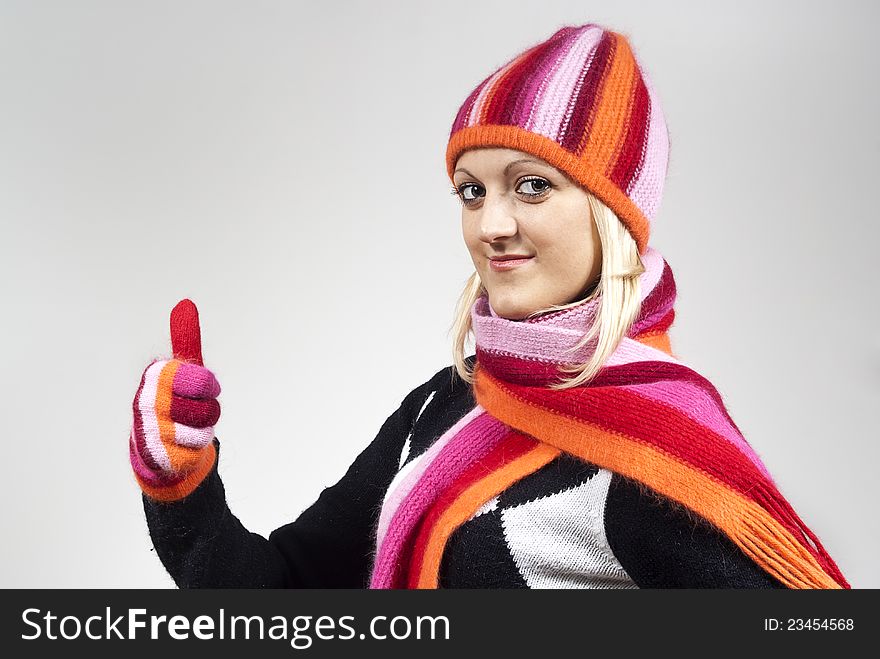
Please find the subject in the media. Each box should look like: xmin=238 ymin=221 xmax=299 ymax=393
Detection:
xmin=1 ymin=0 xmax=876 ymax=588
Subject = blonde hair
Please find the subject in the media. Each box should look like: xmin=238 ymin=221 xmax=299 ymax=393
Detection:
xmin=450 ymin=192 xmax=645 ymax=390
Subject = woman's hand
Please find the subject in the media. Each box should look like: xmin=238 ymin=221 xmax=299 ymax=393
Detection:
xmin=129 ymin=299 xmax=221 ymax=501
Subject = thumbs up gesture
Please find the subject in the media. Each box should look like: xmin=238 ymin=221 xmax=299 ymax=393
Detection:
xmin=129 ymin=299 xmax=222 ymax=502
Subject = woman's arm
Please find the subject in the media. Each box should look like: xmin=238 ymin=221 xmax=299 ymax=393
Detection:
xmin=142 ymin=438 xmax=289 ymax=587
xmin=141 ymin=371 xmax=443 ymax=588
xmin=604 ymin=474 xmax=788 ymax=588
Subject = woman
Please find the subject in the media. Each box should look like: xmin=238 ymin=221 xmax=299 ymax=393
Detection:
xmin=129 ymin=22 xmax=850 ymax=589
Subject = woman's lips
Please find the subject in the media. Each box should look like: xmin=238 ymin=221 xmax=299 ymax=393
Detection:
xmin=489 ymin=257 xmax=534 ymax=272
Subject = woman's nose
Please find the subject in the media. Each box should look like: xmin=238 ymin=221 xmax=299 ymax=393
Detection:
xmin=478 ymin=195 xmax=518 ymax=243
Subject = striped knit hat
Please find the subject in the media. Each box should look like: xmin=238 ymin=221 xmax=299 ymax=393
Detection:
xmin=445 ymin=23 xmax=669 ymax=255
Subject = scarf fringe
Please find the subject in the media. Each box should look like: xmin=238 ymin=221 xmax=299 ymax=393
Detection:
xmin=749 ymin=482 xmax=850 ymax=588
xmin=734 ymin=508 xmax=836 ymax=589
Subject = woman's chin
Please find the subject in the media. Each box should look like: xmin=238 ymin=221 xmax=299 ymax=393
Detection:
xmin=487 ymin=295 xmax=537 ymax=321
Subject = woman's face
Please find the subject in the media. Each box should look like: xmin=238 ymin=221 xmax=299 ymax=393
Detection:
xmin=454 ymin=147 xmax=602 ymax=320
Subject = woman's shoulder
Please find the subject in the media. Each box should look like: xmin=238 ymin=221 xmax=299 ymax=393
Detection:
xmin=404 ymin=354 xmax=476 ymax=405
xmin=396 ymin=355 xmax=477 ymax=468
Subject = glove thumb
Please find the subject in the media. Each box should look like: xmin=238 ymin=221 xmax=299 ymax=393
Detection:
xmin=170 ymin=298 xmax=204 ymax=366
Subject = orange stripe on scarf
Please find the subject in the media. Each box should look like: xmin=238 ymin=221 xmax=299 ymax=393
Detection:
xmin=412 ymin=442 xmax=561 ymax=589
xmin=474 ymin=366 xmax=841 ymax=589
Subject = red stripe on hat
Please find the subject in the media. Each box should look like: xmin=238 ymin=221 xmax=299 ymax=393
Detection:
xmin=610 ymin=70 xmax=651 ymax=190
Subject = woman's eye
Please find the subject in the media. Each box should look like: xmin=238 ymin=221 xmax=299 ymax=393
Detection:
xmin=456 ymin=183 xmax=483 ymax=203
xmin=517 ymin=178 xmax=550 ymax=196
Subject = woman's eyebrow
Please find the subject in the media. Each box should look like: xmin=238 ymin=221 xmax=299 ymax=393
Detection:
xmin=454 ymin=159 xmax=548 ymax=179
xmin=502 ymin=158 xmax=546 ymax=175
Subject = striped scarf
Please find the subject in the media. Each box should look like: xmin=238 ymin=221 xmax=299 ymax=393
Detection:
xmin=369 ymin=247 xmax=850 ymax=589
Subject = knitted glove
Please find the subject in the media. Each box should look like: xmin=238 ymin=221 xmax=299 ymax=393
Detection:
xmin=129 ymin=299 xmax=221 ymax=502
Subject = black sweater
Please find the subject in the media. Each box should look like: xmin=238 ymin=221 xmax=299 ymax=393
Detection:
xmin=141 ymin=358 xmax=787 ymax=589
